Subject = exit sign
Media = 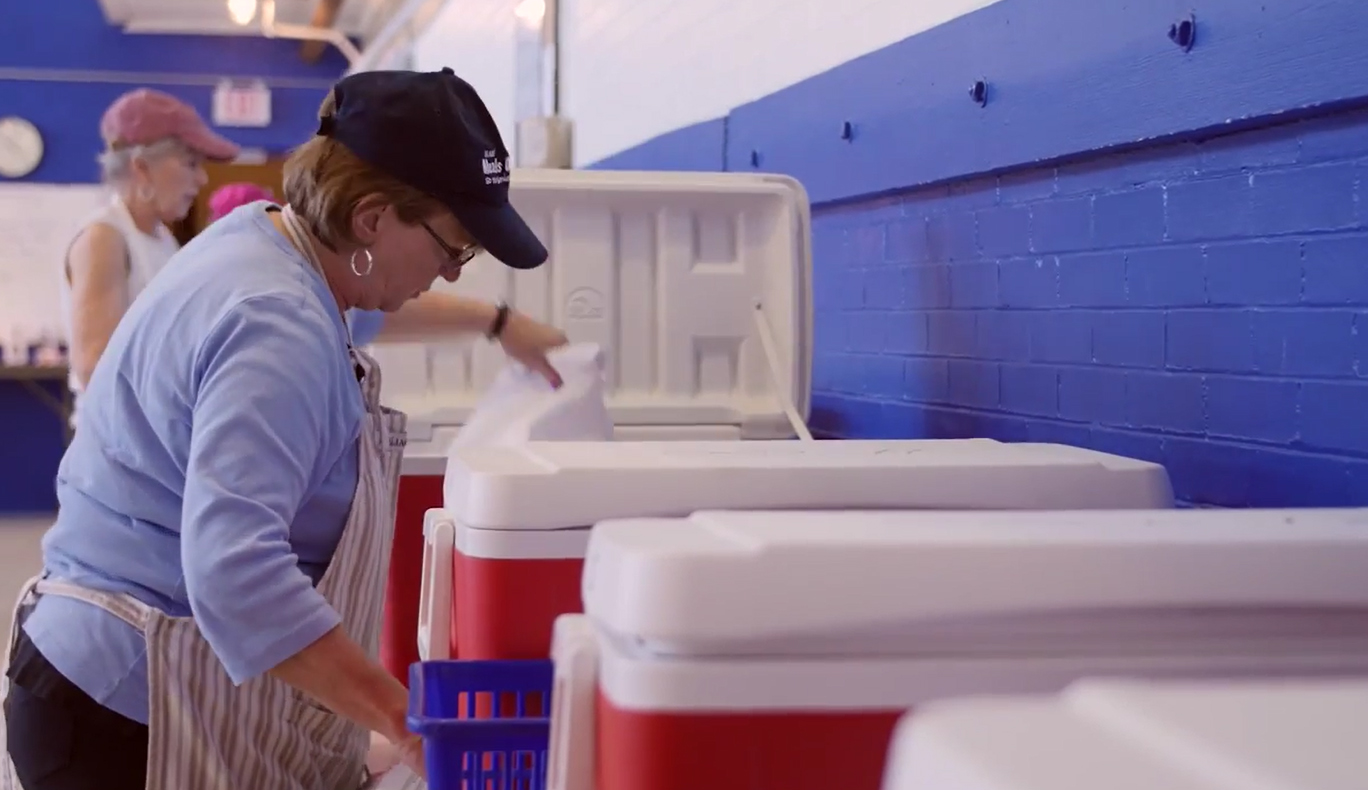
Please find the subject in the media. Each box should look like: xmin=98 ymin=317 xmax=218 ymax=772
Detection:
xmin=213 ymin=80 xmax=272 ymax=128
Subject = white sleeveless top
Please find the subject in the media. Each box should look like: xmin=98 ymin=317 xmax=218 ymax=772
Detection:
xmin=59 ymin=195 xmax=181 ymax=419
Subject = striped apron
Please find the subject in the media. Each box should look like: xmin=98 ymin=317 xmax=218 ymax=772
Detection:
xmin=0 ymin=342 xmax=409 ymax=789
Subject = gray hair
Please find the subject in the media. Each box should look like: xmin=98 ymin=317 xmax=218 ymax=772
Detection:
xmin=98 ymin=138 xmax=187 ymax=185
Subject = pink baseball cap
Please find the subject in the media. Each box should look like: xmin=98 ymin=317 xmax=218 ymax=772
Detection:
xmin=100 ymin=88 xmax=240 ymax=161
xmin=208 ymin=183 xmax=276 ymax=221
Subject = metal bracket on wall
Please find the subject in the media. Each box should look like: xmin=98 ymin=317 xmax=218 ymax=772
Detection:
xmin=969 ymin=79 xmax=989 ymax=107
xmin=1169 ymin=13 xmax=1197 ymax=52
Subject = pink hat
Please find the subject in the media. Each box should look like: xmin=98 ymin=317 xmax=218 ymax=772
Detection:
xmin=100 ymin=88 xmax=240 ymax=162
xmin=208 ymin=183 xmax=276 ymax=221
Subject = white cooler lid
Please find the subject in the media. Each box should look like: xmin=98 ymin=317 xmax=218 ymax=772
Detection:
xmin=582 ymin=508 xmax=1368 ymax=657
xmin=443 ymin=439 xmax=1174 ymax=528
xmin=884 ymin=678 xmax=1368 ymax=790
xmin=367 ymin=169 xmax=812 ymax=440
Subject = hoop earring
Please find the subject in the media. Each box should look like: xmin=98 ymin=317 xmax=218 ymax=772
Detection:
xmin=349 ymin=248 xmax=375 ymax=277
xmin=135 ymin=183 xmax=155 ymax=203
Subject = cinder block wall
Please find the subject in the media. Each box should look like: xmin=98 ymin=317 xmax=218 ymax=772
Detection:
xmin=810 ymin=112 xmax=1368 ymax=507
xmin=587 ymin=0 xmax=1368 ymax=507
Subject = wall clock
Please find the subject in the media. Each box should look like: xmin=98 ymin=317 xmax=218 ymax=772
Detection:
xmin=0 ymin=116 xmax=45 ymax=178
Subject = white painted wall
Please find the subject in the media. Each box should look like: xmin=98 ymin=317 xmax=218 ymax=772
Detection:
xmin=414 ymin=0 xmax=1000 ymax=166
xmin=412 ymin=0 xmax=548 ymax=160
xmin=563 ymin=0 xmax=1002 ymax=164
xmin=0 ymin=184 xmax=107 ymax=357
xmin=415 ymin=0 xmax=1001 ymax=166
xmin=412 ymin=0 xmax=522 ymax=146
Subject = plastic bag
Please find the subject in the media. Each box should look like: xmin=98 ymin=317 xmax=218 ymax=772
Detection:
xmin=452 ymin=342 xmax=614 ymax=447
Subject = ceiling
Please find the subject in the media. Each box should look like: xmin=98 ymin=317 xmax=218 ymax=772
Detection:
xmin=97 ymin=0 xmax=406 ymax=41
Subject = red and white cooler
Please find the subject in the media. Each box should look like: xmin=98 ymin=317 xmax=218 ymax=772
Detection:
xmin=425 ymin=439 xmax=1174 ymax=662
xmin=882 ymin=677 xmax=1368 ymax=790
xmin=545 ymin=507 xmax=1368 ymax=790
xmin=374 ymin=168 xmax=816 ymax=681
xmin=382 ymin=430 xmax=458 ymax=682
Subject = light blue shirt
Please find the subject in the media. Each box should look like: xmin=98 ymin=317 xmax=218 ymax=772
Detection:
xmin=24 ymin=204 xmax=386 ymax=724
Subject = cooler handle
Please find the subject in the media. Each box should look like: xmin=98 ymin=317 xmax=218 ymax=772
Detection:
xmin=547 ymin=614 xmax=600 ymax=790
xmin=417 ymin=509 xmax=454 ymax=661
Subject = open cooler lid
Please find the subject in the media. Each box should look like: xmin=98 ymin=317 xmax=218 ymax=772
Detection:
xmin=443 ymin=438 xmax=1174 ymax=529
xmin=581 ymin=508 xmax=1368 ymax=657
xmin=884 ymin=678 xmax=1368 ymax=790
xmin=366 ymin=169 xmax=812 ymax=440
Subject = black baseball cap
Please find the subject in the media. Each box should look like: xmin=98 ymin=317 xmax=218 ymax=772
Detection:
xmin=319 ymin=68 xmax=547 ymax=270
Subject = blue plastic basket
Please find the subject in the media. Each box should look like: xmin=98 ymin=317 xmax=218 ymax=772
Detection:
xmin=407 ymin=659 xmax=554 ymax=790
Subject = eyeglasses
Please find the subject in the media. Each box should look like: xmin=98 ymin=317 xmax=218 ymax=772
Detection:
xmin=421 ymin=221 xmax=481 ymax=273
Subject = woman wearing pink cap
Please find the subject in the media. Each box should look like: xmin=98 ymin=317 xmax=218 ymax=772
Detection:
xmin=60 ymin=88 xmax=239 ymax=426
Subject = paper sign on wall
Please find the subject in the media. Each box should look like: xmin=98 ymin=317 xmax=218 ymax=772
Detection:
xmin=0 ymin=183 xmax=107 ymax=348
xmin=213 ymin=80 xmax=272 ymax=128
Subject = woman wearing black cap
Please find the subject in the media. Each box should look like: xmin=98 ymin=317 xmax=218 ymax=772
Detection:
xmin=2 ymin=70 xmax=566 ymax=789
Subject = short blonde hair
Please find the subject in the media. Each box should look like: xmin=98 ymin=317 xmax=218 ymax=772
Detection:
xmin=282 ymin=92 xmax=443 ymax=250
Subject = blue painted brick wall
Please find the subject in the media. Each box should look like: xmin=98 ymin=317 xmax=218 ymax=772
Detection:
xmin=570 ymin=0 xmax=1368 ymax=508
xmin=810 ymin=108 xmax=1368 ymax=507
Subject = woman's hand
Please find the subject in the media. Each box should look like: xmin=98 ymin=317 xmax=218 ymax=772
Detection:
xmin=395 ymin=734 xmax=426 ymax=779
xmin=364 ymin=731 xmax=426 ymax=781
xmin=365 ymin=732 xmax=404 ymax=777
xmin=498 ymin=310 xmax=569 ymax=387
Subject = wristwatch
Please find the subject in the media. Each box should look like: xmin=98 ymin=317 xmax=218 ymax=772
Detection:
xmin=487 ymin=301 xmax=511 ymax=340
